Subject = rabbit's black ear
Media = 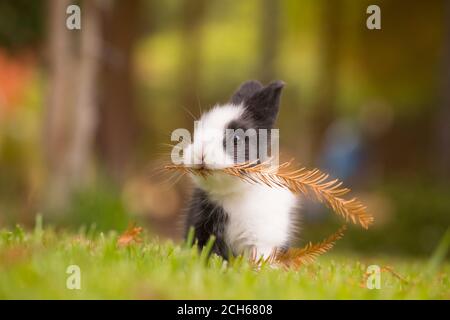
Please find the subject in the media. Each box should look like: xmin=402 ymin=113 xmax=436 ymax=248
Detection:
xmin=244 ymin=80 xmax=285 ymax=128
xmin=230 ymin=80 xmax=263 ymax=105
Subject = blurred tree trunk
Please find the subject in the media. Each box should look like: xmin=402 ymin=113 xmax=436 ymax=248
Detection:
xmin=311 ymin=0 xmax=342 ymax=160
xmin=45 ymin=0 xmax=141 ymax=211
xmin=68 ymin=0 xmax=101 ymax=186
xmin=45 ymin=0 xmax=102 ymax=210
xmin=435 ymin=0 xmax=450 ymax=180
xmin=259 ymin=0 xmax=280 ymax=83
xmin=179 ymin=0 xmax=206 ymax=124
xmin=97 ymin=0 xmax=140 ymax=181
xmin=45 ymin=0 xmax=74 ymax=210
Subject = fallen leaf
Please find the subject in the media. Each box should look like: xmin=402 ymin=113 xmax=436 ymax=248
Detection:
xmin=117 ymin=223 xmax=143 ymax=247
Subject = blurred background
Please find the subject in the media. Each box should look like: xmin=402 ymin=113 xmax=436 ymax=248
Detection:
xmin=0 ymin=0 xmax=449 ymax=257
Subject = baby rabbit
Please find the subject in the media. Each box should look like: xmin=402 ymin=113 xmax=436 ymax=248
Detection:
xmin=182 ymin=80 xmax=299 ymax=259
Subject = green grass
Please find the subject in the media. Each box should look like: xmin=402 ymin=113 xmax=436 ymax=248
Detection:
xmin=0 ymin=223 xmax=449 ymax=300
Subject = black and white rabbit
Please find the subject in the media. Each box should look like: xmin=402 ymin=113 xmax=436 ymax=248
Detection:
xmin=182 ymin=80 xmax=299 ymax=259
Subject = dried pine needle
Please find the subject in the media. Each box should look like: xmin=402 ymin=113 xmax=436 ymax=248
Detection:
xmin=165 ymin=161 xmax=374 ymax=229
xmin=276 ymin=225 xmax=347 ymax=269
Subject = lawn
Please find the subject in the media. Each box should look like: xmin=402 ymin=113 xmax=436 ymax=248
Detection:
xmin=0 ymin=220 xmax=449 ymax=299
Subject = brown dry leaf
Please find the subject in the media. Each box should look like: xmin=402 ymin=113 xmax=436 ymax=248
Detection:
xmin=165 ymin=161 xmax=374 ymax=229
xmin=276 ymin=225 xmax=347 ymax=269
xmin=165 ymin=161 xmax=372 ymax=267
xmin=247 ymin=226 xmax=346 ymax=270
xmin=117 ymin=223 xmax=143 ymax=247
xmin=360 ymin=265 xmax=409 ymax=287
xmin=381 ymin=265 xmax=409 ymax=283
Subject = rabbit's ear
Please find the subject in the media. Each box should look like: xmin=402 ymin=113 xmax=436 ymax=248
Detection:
xmin=230 ymin=80 xmax=263 ymax=105
xmin=244 ymin=80 xmax=285 ymax=128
